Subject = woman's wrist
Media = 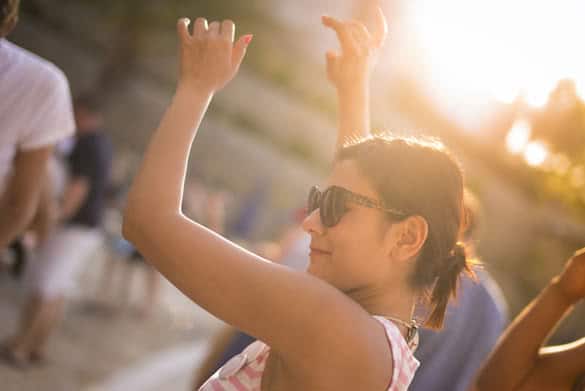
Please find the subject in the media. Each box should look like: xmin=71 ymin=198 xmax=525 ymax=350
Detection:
xmin=176 ymin=81 xmax=215 ymax=102
xmin=336 ymin=82 xmax=369 ymax=108
xmin=335 ymin=77 xmax=369 ymax=97
xmin=549 ymin=276 xmax=579 ymax=307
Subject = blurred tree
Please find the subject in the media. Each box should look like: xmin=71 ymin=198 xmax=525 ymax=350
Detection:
xmin=522 ymin=79 xmax=585 ymax=216
xmin=532 ymin=79 xmax=585 ymax=160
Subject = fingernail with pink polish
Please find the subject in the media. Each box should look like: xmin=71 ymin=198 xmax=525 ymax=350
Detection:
xmin=242 ymin=34 xmax=254 ymax=46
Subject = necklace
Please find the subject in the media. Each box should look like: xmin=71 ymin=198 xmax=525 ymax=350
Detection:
xmin=380 ymin=315 xmax=419 ymax=351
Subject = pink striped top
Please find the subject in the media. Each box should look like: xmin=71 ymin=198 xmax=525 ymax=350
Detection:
xmin=199 ymin=316 xmax=420 ymax=391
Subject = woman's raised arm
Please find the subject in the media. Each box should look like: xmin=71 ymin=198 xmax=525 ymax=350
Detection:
xmin=474 ymin=248 xmax=585 ymax=391
xmin=122 ymin=17 xmax=384 ymax=374
xmin=124 ymin=18 xmax=249 ymax=218
xmin=528 ymin=337 xmax=585 ymax=389
xmin=322 ymin=6 xmax=387 ymax=149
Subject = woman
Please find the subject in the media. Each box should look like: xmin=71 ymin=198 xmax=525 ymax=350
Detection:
xmin=123 ymin=9 xmax=472 ymax=390
xmin=473 ymin=249 xmax=585 ymax=391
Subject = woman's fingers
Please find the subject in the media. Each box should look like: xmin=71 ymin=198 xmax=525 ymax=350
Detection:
xmin=221 ymin=19 xmax=235 ymax=41
xmin=193 ymin=17 xmax=208 ymax=38
xmin=348 ymin=20 xmax=371 ymax=42
xmin=325 ymin=50 xmax=340 ymax=81
xmin=558 ymin=247 xmax=585 ymax=304
xmin=208 ymin=21 xmax=220 ymax=37
xmin=193 ymin=18 xmax=234 ymax=40
xmin=322 ymin=15 xmax=359 ymax=55
xmin=178 ymin=16 xmax=250 ymax=90
xmin=177 ymin=18 xmax=192 ymax=43
xmin=232 ymin=34 xmax=253 ymax=75
xmin=326 ymin=50 xmax=338 ymax=62
xmin=348 ymin=21 xmax=371 ymax=54
xmin=370 ymin=5 xmax=388 ymax=48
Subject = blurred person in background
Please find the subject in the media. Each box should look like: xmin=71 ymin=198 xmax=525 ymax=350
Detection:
xmin=97 ymin=182 xmax=227 ymax=318
xmin=113 ymin=247 xmax=161 ymax=318
xmin=94 ymin=178 xmax=162 ymax=319
xmin=95 ymin=231 xmax=151 ymax=318
xmin=3 ymin=163 xmax=62 ymax=279
xmin=410 ymin=190 xmax=508 ymax=391
xmin=0 ymin=0 xmax=74 ymax=264
xmin=123 ymin=9 xmax=479 ymax=389
xmin=205 ymin=190 xmax=228 ymax=235
xmin=472 ymin=249 xmax=585 ymax=391
xmin=2 ymin=187 xmax=50 ymax=279
xmin=1 ymin=94 xmax=112 ymax=367
xmin=92 ymin=174 xmax=132 ymax=313
xmin=183 ymin=179 xmax=209 ymax=223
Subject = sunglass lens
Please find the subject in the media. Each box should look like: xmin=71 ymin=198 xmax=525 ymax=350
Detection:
xmin=321 ymin=187 xmax=347 ymax=227
xmin=307 ymin=186 xmax=320 ymax=214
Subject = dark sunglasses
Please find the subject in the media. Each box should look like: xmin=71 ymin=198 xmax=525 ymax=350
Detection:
xmin=307 ymin=185 xmax=408 ymax=227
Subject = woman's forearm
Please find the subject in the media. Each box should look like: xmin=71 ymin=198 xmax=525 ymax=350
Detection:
xmin=536 ymin=336 xmax=585 ymax=386
xmin=476 ymin=280 xmax=574 ymax=391
xmin=125 ymin=86 xmax=213 ymax=221
xmin=336 ymin=82 xmax=370 ymax=150
xmin=321 ymin=14 xmax=379 ymax=150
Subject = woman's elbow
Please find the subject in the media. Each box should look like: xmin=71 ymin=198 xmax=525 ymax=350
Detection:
xmin=121 ymin=204 xmax=143 ymax=245
xmin=122 ymin=203 xmax=178 ymax=246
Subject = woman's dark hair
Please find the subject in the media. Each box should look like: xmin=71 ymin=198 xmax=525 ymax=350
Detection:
xmin=336 ymin=134 xmax=473 ymax=329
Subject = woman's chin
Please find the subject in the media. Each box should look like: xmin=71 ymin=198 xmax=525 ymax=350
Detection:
xmin=307 ymin=263 xmax=317 ymax=276
xmin=307 ymin=263 xmax=322 ymax=278
xmin=307 ymin=263 xmax=332 ymax=284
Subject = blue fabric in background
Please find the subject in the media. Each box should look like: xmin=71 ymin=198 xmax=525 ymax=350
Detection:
xmin=212 ymin=332 xmax=256 ymax=375
xmin=410 ymin=270 xmax=508 ymax=391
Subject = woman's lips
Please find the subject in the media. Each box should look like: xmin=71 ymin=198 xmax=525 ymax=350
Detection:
xmin=310 ymin=247 xmax=331 ymax=257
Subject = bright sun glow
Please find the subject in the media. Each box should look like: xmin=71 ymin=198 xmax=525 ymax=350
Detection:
xmin=408 ymin=0 xmax=585 ymax=109
xmin=524 ymin=141 xmax=549 ymax=167
xmin=506 ymin=119 xmax=531 ymax=155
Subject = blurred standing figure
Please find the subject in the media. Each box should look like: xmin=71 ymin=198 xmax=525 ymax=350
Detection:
xmin=1 ymin=94 xmax=112 ymax=367
xmin=0 ymin=0 xmax=75 ymax=254
xmin=5 ymin=165 xmax=60 ymax=279
xmin=203 ymin=190 xmax=228 ymax=234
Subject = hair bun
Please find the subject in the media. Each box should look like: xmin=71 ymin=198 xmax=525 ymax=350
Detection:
xmin=445 ymin=242 xmax=467 ymax=272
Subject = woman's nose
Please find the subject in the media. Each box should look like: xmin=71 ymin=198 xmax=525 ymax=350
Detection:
xmin=301 ymin=209 xmax=325 ymax=235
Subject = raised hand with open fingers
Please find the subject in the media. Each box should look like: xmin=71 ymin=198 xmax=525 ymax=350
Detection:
xmin=555 ymin=247 xmax=585 ymax=305
xmin=177 ymin=17 xmax=252 ymax=93
xmin=322 ymin=6 xmax=387 ymax=92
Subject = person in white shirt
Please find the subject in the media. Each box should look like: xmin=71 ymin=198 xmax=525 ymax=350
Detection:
xmin=0 ymin=0 xmax=75 ymax=253
xmin=0 ymin=0 xmax=74 ymax=369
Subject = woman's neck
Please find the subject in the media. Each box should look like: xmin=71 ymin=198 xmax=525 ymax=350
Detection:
xmin=347 ymin=280 xmax=416 ymax=324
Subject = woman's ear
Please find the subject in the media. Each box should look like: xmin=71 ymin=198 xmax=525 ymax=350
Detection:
xmin=387 ymin=215 xmax=428 ymax=262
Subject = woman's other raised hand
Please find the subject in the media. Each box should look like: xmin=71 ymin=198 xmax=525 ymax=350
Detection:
xmin=321 ymin=6 xmax=387 ymax=92
xmin=554 ymin=247 xmax=585 ymax=305
xmin=177 ymin=17 xmax=252 ymax=93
